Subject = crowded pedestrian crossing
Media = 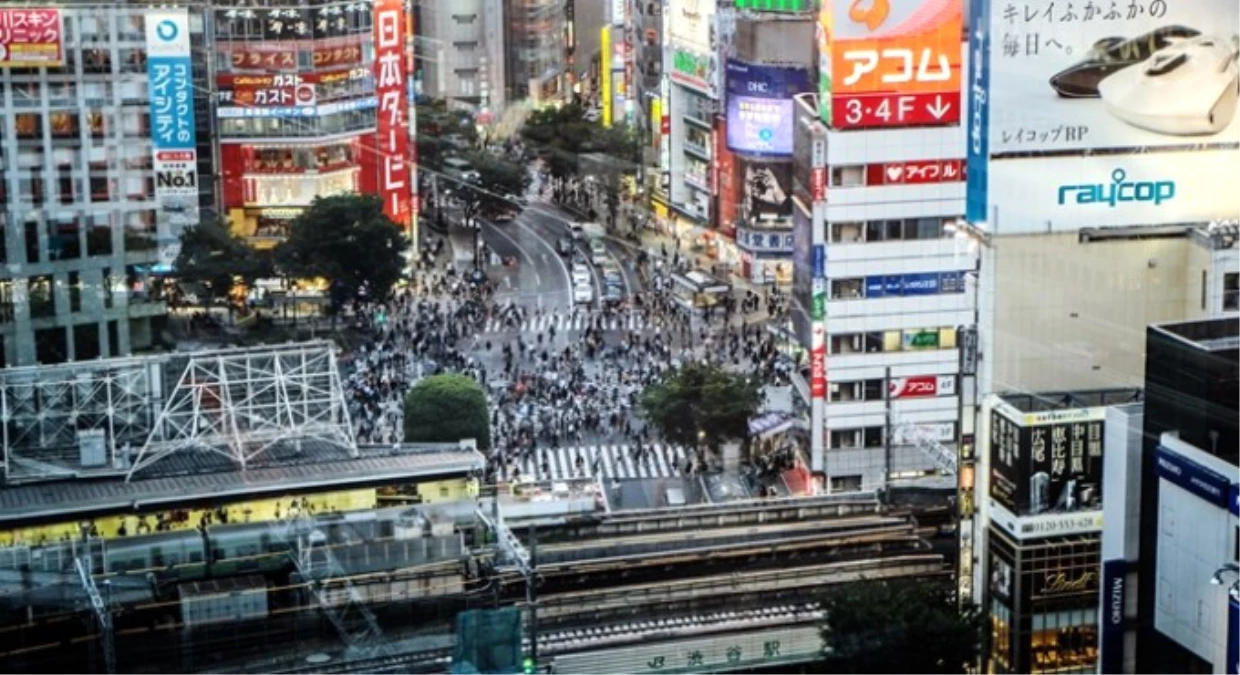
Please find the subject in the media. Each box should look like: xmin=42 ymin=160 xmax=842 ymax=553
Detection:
xmin=516 ymin=443 xmax=689 ymax=482
xmin=482 ymin=312 xmax=649 ymax=334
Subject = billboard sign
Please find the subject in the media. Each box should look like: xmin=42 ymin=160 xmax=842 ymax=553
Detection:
xmin=864 ymin=271 xmax=966 ymax=298
xmin=0 ymin=8 xmax=63 ymax=67
xmin=227 ymin=47 xmax=298 ymax=71
xmin=735 ymin=0 xmax=810 ymax=10
xmin=373 ymin=0 xmax=410 ymax=227
xmin=978 ymin=150 xmax=1240 ymax=233
xmin=669 ymin=0 xmax=713 ymax=54
xmin=736 ymin=227 xmax=794 ymax=252
xmin=670 ymin=48 xmax=719 ymax=97
xmin=889 ymin=375 xmax=957 ymax=399
xmin=977 ymin=0 xmax=1240 ymax=156
xmin=725 ymin=61 xmax=813 ymax=156
xmin=866 ymin=159 xmax=964 ymax=185
xmin=145 ymin=8 xmax=199 ymax=270
xmin=965 ymin=0 xmax=989 ymax=223
xmin=820 ymin=0 xmax=963 ymax=130
xmin=989 ymin=402 xmax=1106 ymax=517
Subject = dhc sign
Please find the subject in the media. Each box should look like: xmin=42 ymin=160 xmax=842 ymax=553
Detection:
xmin=1057 ymin=168 xmax=1176 ymax=208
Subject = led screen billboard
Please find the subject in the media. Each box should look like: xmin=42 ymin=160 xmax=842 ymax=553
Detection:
xmin=819 ymin=0 xmax=963 ymax=129
xmin=725 ymin=60 xmax=813 ymax=156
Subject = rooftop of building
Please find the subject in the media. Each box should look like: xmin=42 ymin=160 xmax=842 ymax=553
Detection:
xmin=1150 ymin=318 xmax=1240 ymax=353
xmin=997 ymin=387 xmax=1144 ymax=413
xmin=0 ymin=441 xmax=485 ymax=527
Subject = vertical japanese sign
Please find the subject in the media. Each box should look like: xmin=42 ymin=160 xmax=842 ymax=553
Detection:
xmin=146 ymin=8 xmax=199 ymax=269
xmin=0 ymin=8 xmax=63 ymax=67
xmin=600 ymin=26 xmax=613 ymax=128
xmin=374 ymin=0 xmax=410 ymax=228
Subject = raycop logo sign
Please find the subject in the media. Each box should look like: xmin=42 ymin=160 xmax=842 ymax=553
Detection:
xmin=1057 ymin=168 xmax=1176 ymax=208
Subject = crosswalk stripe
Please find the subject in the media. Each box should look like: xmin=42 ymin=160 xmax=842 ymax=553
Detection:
xmin=512 ymin=445 xmax=689 ymax=483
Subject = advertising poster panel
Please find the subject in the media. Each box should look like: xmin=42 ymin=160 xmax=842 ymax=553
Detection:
xmin=792 ymin=200 xmax=814 ymax=348
xmin=145 ymin=8 xmax=199 ymax=269
xmin=965 ymin=0 xmax=990 ymax=223
xmin=715 ymin=116 xmax=738 ymax=234
xmin=0 ymin=8 xmax=63 ymax=67
xmin=739 ymin=160 xmax=793 ymax=220
xmin=820 ymin=0 xmax=963 ymax=129
xmin=978 ymin=0 xmax=1239 ymax=155
xmin=670 ymin=48 xmax=719 ymax=98
xmin=669 ymin=0 xmax=713 ymax=54
xmin=979 ymin=149 xmax=1240 ymax=233
xmin=373 ymin=0 xmax=409 ymax=227
xmin=990 ymin=403 xmax=1106 ymax=517
xmin=725 ymin=60 xmax=813 ymax=156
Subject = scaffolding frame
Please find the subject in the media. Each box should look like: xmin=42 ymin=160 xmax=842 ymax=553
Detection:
xmin=126 ymin=341 xmax=355 ymax=481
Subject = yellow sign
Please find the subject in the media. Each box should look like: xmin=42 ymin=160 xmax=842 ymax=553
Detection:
xmin=650 ymin=96 xmax=662 ymax=148
xmin=600 ymin=26 xmax=612 ymax=128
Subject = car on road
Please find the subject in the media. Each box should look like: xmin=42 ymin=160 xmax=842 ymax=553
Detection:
xmin=571 ymin=263 xmax=591 ymax=287
xmin=566 ymin=222 xmax=585 ymax=240
xmin=557 ymin=237 xmax=574 ymax=256
xmin=589 ymin=239 xmax=609 ymax=265
xmin=602 ymin=283 xmax=624 ymax=307
xmin=573 ymin=283 xmax=594 ymax=304
xmin=571 ymin=250 xmax=588 ymax=266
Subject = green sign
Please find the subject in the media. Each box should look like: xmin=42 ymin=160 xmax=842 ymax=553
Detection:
xmin=672 ymin=50 xmax=708 ymax=82
xmin=904 ymin=330 xmax=940 ymax=350
xmin=811 ymin=292 xmax=825 ymax=321
xmin=735 ymin=0 xmax=810 ymax=11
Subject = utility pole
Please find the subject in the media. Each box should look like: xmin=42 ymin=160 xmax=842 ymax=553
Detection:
xmin=526 ymin=524 xmax=539 ymax=670
xmin=884 ymin=365 xmax=893 ymax=489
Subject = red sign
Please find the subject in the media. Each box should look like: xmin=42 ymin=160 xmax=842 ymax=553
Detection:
xmin=810 ymin=166 xmax=826 ymax=202
xmin=810 ymin=345 xmax=826 ymax=399
xmin=221 ymin=84 xmax=316 ymax=107
xmin=888 ymin=375 xmax=956 ymax=399
xmin=831 ymin=92 xmax=959 ymax=130
xmin=660 ymin=116 xmax=670 ymax=135
xmin=0 ymin=8 xmax=63 ymax=67
xmin=313 ymin=44 xmax=363 ymax=68
xmin=372 ymin=0 xmax=409 ymax=227
xmin=229 ymin=48 xmax=297 ymax=71
xmin=865 ymin=159 xmax=964 ymax=186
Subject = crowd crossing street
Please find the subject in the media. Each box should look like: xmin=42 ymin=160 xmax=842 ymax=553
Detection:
xmin=342 ymin=204 xmax=799 ymax=488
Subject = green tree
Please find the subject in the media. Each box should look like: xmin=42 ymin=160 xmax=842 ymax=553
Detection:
xmin=174 ymin=218 xmax=267 ymax=306
xmin=459 ymin=151 xmax=530 ymax=220
xmin=403 ymin=373 xmax=491 ymax=451
xmin=638 ymin=362 xmax=762 ymax=451
xmin=274 ymin=194 xmax=408 ymax=312
xmin=818 ymin=578 xmax=983 ymax=674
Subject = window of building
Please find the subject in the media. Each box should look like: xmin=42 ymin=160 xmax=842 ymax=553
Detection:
xmin=119 ymin=49 xmax=146 ymax=73
xmin=831 ymin=278 xmax=864 ymax=299
xmin=832 ymin=221 xmax=863 ymax=243
xmin=830 ymin=165 xmax=865 ymax=187
xmin=68 ymin=271 xmax=82 ymax=313
xmin=28 ymin=275 xmax=56 ymax=319
xmin=830 ymin=475 xmax=863 ymax=492
xmin=15 ymin=113 xmax=41 ymax=138
xmin=35 ymin=326 xmax=68 ymax=365
xmin=830 ymin=428 xmax=861 ymax=449
xmin=829 ymin=327 xmax=956 ymax=355
xmin=1030 ymin=609 xmax=1098 ymax=672
xmin=831 ymin=381 xmax=860 ymax=402
xmin=1224 ymin=272 xmax=1238 ymax=311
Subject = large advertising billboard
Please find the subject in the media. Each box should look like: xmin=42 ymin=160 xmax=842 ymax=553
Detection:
xmin=725 ymin=60 xmax=813 ymax=156
xmin=974 ymin=0 xmax=1239 ymax=156
xmin=819 ymin=0 xmax=963 ymax=130
xmin=739 ymin=160 xmax=793 ymax=221
xmin=145 ymin=8 xmax=199 ymax=270
xmin=668 ymin=0 xmax=713 ymax=54
xmin=975 ymin=149 xmax=1240 ymax=233
xmin=373 ymin=0 xmax=410 ymax=228
xmin=0 ymin=8 xmax=63 ymax=68
xmin=989 ymin=403 xmax=1106 ymax=518
xmin=670 ymin=48 xmax=719 ymax=98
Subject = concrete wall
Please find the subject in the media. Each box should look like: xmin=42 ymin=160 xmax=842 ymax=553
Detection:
xmin=732 ymin=17 xmax=815 ymax=66
xmin=985 ymin=233 xmax=1192 ymax=393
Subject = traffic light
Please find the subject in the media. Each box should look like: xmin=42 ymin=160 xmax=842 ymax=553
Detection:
xmin=522 ymin=657 xmax=536 ymax=674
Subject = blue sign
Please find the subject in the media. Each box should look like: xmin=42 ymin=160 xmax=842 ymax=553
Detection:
xmin=812 ymin=245 xmax=825 ymax=279
xmin=1057 ymin=168 xmax=1176 ymax=208
xmin=864 ymin=271 xmax=966 ymax=299
xmin=147 ymin=55 xmax=197 ymax=150
xmin=1100 ymin=559 xmax=1129 ymax=675
xmin=1154 ymin=445 xmax=1231 ymax=509
xmin=1228 ymin=597 xmax=1238 ymax=675
xmin=965 ymin=0 xmax=990 ymax=225
xmin=725 ymin=60 xmax=812 ymax=157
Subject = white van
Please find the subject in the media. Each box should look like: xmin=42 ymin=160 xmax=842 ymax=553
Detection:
xmin=566 ymin=222 xmax=585 ymax=240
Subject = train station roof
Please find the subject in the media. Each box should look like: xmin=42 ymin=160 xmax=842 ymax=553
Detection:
xmin=0 ymin=442 xmax=484 ymax=527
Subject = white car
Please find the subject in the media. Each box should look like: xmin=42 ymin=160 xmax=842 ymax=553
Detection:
xmin=566 ymin=222 xmax=585 ymax=240
xmin=589 ymin=239 xmax=609 ymax=265
xmin=573 ymin=283 xmax=594 ymax=304
xmin=571 ymin=264 xmax=591 ymax=287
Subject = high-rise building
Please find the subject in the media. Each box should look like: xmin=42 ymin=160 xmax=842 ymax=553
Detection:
xmin=414 ymin=0 xmax=506 ymax=116
xmin=0 ymin=4 xmax=214 ymax=366
xmin=214 ymin=0 xmax=415 ymax=246
xmin=502 ymin=0 xmax=568 ymax=102
xmin=795 ymin=0 xmax=971 ymax=491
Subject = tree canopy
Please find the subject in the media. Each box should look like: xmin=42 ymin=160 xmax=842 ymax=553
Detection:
xmin=458 ymin=150 xmax=530 ymax=220
xmin=638 ymin=362 xmax=762 ymax=451
xmin=818 ymin=578 xmax=983 ymax=674
xmin=520 ymin=103 xmax=640 ymax=178
xmin=403 ymin=373 xmax=491 ymax=451
xmin=274 ymin=194 xmax=408 ymax=312
xmin=174 ymin=218 xmax=267 ymax=305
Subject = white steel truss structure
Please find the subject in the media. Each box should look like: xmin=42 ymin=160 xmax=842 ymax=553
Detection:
xmin=1 ymin=356 xmax=154 ymax=483
xmin=126 ymin=341 xmax=355 ymax=481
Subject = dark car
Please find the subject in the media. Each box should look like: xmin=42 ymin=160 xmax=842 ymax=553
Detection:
xmin=602 ymin=282 xmax=624 ymax=307
xmin=557 ymin=237 xmax=574 ymax=256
